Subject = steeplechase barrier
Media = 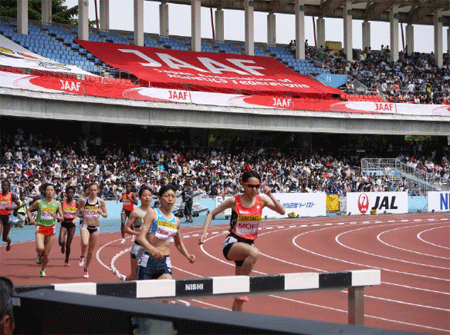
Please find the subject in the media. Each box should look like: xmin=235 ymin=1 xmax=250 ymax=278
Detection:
xmin=16 ymin=269 xmax=380 ymax=328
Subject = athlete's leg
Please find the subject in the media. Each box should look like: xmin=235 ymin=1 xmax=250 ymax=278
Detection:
xmin=125 ymin=258 xmax=138 ymax=281
xmin=79 ymin=227 xmax=90 ymax=260
xmin=84 ymin=230 xmax=99 ymax=271
xmin=226 ymin=243 xmax=259 ymax=276
xmin=158 ymin=273 xmax=172 ymax=279
xmin=120 ymin=212 xmax=127 ymax=240
xmin=65 ymin=225 xmax=76 ymax=263
xmin=41 ymin=235 xmax=54 ymax=271
xmin=35 ymin=232 xmax=45 ymax=256
xmin=226 ymin=243 xmax=259 ymax=312
xmin=1 ymin=219 xmax=12 ymax=251
xmin=59 ymin=226 xmax=67 ymax=254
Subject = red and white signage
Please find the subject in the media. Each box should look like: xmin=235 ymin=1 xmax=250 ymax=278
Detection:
xmin=75 ymin=40 xmax=342 ymax=98
xmin=347 ymin=192 xmax=408 ymax=215
xmin=1 ymin=69 xmax=449 ymax=116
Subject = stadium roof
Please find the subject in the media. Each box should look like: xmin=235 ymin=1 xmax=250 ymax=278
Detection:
xmin=145 ymin=0 xmax=450 ymax=26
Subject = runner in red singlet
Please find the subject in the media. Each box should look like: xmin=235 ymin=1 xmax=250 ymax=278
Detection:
xmin=0 ymin=180 xmax=23 ymax=252
xmin=59 ymin=186 xmax=78 ymax=267
xmin=199 ymin=170 xmax=285 ymax=312
xmin=120 ymin=183 xmax=138 ymax=244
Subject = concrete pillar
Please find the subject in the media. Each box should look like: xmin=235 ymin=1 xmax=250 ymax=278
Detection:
xmin=343 ymin=0 xmax=352 ymax=60
xmin=295 ymin=0 xmax=305 ymax=60
xmin=267 ymin=12 xmax=276 ymax=47
xmin=191 ymin=0 xmax=201 ymax=52
xmin=362 ymin=20 xmax=370 ymax=51
xmin=390 ymin=4 xmax=399 ymax=62
xmin=215 ymin=9 xmax=224 ymax=43
xmin=317 ymin=17 xmax=325 ymax=50
xmin=160 ymin=2 xmax=169 ymax=37
xmin=447 ymin=28 xmax=450 ymax=57
xmin=134 ymin=0 xmax=144 ymax=46
xmin=100 ymin=0 xmax=110 ymax=30
xmin=434 ymin=9 xmax=443 ymax=67
xmin=42 ymin=0 xmax=52 ymax=25
xmin=405 ymin=23 xmax=414 ymax=55
xmin=244 ymin=0 xmax=254 ymax=55
xmin=17 ymin=0 xmax=28 ymax=35
xmin=78 ymin=0 xmax=89 ymax=41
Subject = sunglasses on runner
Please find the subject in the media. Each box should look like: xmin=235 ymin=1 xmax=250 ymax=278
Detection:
xmin=243 ymin=183 xmax=261 ymax=189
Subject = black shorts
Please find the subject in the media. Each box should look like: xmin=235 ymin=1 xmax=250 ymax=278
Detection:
xmin=0 ymin=215 xmax=10 ymax=226
xmin=61 ymin=220 xmax=76 ymax=230
xmin=137 ymin=252 xmax=172 ymax=279
xmin=81 ymin=224 xmax=100 ymax=235
xmin=222 ymin=233 xmax=254 ymax=267
xmin=121 ymin=209 xmax=132 ymax=218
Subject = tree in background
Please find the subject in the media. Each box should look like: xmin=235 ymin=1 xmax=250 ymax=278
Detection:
xmin=0 ymin=0 xmax=78 ymax=25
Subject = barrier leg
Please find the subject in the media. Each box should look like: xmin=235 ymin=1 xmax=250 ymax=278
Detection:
xmin=348 ymin=286 xmax=364 ymax=326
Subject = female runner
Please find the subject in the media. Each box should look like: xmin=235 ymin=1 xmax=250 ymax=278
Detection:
xmin=26 ymin=183 xmax=64 ymax=277
xmin=198 ymin=170 xmax=285 ymax=312
xmin=59 ymin=186 xmax=77 ymax=267
xmin=120 ymin=183 xmax=138 ymax=244
xmin=123 ymin=186 xmax=155 ymax=281
xmin=0 ymin=180 xmax=23 ymax=251
xmin=77 ymin=183 xmax=108 ymax=278
xmin=137 ymin=184 xmax=195 ymax=280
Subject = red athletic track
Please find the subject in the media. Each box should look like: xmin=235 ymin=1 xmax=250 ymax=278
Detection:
xmin=1 ymin=212 xmax=449 ymax=334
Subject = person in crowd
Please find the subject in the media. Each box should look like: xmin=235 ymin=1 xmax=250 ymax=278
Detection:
xmin=120 ymin=183 xmax=138 ymax=244
xmin=0 ymin=276 xmax=15 ymax=335
xmin=0 ymin=180 xmax=23 ymax=251
xmin=13 ymin=192 xmax=27 ymax=228
xmin=77 ymin=183 xmax=108 ymax=279
xmin=124 ymin=186 xmax=155 ymax=281
xmin=136 ymin=184 xmax=195 ymax=280
xmin=183 ymin=183 xmax=194 ymax=223
xmin=59 ymin=186 xmax=78 ymax=267
xmin=198 ymin=170 xmax=285 ymax=312
xmin=26 ymin=183 xmax=64 ymax=277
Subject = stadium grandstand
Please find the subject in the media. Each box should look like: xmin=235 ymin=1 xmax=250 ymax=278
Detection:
xmin=0 ymin=0 xmax=450 ymax=334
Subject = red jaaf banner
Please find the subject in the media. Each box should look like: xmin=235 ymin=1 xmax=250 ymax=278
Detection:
xmin=75 ymin=40 xmax=342 ymax=98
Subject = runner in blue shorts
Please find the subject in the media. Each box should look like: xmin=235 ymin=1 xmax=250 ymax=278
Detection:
xmin=137 ymin=184 xmax=195 ymax=280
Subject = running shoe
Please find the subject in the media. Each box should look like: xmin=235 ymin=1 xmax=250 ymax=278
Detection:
xmin=121 ymin=238 xmax=126 ymax=244
xmin=6 ymin=240 xmax=11 ymax=252
xmin=83 ymin=269 xmax=89 ymax=278
xmin=79 ymin=256 xmax=85 ymax=267
xmin=64 ymin=261 xmax=69 ymax=267
xmin=236 ymin=296 xmax=249 ymax=302
xmin=40 ymin=269 xmax=46 ymax=277
xmin=36 ymin=253 xmax=43 ymax=264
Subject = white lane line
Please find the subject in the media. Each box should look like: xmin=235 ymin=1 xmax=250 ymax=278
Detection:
xmin=292 ymin=224 xmax=450 ymax=282
xmin=335 ymin=226 xmax=450 ymax=270
xmin=377 ymin=225 xmax=450 ymax=259
xmin=417 ymin=226 xmax=450 ymax=251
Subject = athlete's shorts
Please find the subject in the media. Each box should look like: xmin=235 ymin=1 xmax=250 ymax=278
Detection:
xmin=61 ymin=220 xmax=76 ymax=230
xmin=137 ymin=252 xmax=172 ymax=279
xmin=80 ymin=224 xmax=100 ymax=235
xmin=36 ymin=225 xmax=56 ymax=237
xmin=223 ymin=233 xmax=254 ymax=267
xmin=121 ymin=209 xmax=132 ymax=218
xmin=0 ymin=215 xmax=10 ymax=226
xmin=130 ymin=242 xmax=143 ymax=260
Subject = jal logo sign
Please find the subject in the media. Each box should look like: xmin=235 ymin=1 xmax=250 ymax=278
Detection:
xmin=347 ymin=192 xmax=408 ymax=215
xmin=358 ymin=194 xmax=369 ymax=214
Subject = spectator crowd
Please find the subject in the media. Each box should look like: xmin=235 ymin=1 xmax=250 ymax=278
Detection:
xmin=1 ymin=128 xmax=448 ymax=212
xmin=308 ymin=44 xmax=450 ymax=104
